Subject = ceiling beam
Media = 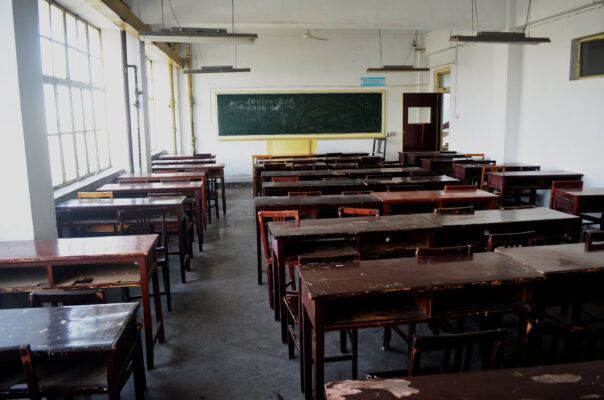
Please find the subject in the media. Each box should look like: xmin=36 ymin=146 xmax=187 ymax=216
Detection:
xmin=84 ymin=0 xmax=184 ymax=68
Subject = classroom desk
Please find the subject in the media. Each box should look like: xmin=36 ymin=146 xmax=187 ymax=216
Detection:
xmin=372 ymin=189 xmax=499 ymax=215
xmin=152 ymin=158 xmax=216 ymax=165
xmin=325 ymin=360 xmax=604 ymax=400
xmin=151 ymin=163 xmax=227 ymax=214
xmin=269 ymin=207 xmax=580 ymax=337
xmin=402 ymin=152 xmax=466 ymax=167
xmin=360 ymin=175 xmax=460 ymax=191
xmin=487 ymin=170 xmax=584 ymax=205
xmin=496 ymin=242 xmax=604 ymax=316
xmin=0 ymin=236 xmax=164 ymax=370
xmin=254 ymin=163 xmax=330 ymax=196
xmin=300 ymin=253 xmax=544 ymax=399
xmin=398 ymin=151 xmax=458 ymax=166
xmin=55 ymin=196 xmax=191 ymax=283
xmin=117 ymin=171 xmax=206 ymax=184
xmin=98 ymin=182 xmax=205 ymax=250
xmin=254 ymin=194 xmax=381 ymax=285
xmin=453 ymin=163 xmax=540 ymax=184
xmin=421 ymin=158 xmax=495 ymax=175
xmin=0 ymin=303 xmax=145 ymax=399
xmin=262 ymin=179 xmax=366 ymax=196
xmin=159 ymin=154 xmax=215 ymax=161
xmin=552 ymin=188 xmax=604 ymax=228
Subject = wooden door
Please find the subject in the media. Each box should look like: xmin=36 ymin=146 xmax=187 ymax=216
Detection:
xmin=402 ymin=93 xmax=442 ymax=152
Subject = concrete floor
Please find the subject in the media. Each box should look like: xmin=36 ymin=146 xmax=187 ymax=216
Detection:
xmin=124 ymin=187 xmax=408 ymax=399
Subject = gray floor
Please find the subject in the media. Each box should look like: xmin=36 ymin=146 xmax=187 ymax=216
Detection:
xmin=126 ymin=187 xmax=408 ymax=399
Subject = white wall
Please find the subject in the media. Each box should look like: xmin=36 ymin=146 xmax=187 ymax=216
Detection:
xmin=177 ymin=29 xmax=429 ymax=181
xmin=425 ymin=4 xmax=604 ymax=193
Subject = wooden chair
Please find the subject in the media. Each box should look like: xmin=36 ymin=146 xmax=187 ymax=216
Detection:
xmin=284 ymin=253 xmax=361 ymax=390
xmin=369 ymin=329 xmax=507 ymax=378
xmin=73 ymin=192 xmax=117 ymax=235
xmin=480 ymin=166 xmax=505 ymax=191
xmin=271 ymin=176 xmax=299 ymax=183
xmin=119 ymin=208 xmax=173 ymax=311
xmin=433 ymin=206 xmax=475 ymax=215
xmin=585 ymin=230 xmax=604 ymax=252
xmin=341 ymin=191 xmax=372 ymax=195
xmin=338 ymin=207 xmax=380 ymax=218
xmin=205 ymin=174 xmax=220 ymax=224
xmin=0 ymin=345 xmax=40 ymax=400
xmin=387 ymin=185 xmax=419 ymax=192
xmin=29 ymin=290 xmax=104 ymax=307
xmin=549 ymin=180 xmax=583 ymax=208
xmin=465 ymin=153 xmax=485 ymax=160
xmin=257 ymin=210 xmax=300 ymax=309
xmin=444 ymin=185 xmax=477 ymax=192
xmin=287 ymin=191 xmax=322 ymax=197
xmin=487 ymin=231 xmax=536 ymax=252
xmin=77 ymin=191 xmax=113 ymax=199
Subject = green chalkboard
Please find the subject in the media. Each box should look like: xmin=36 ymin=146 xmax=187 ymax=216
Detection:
xmin=216 ymin=92 xmax=383 ymax=138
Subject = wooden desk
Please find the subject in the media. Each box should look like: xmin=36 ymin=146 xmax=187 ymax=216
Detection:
xmin=254 ymin=194 xmax=381 ymax=285
xmin=0 ymin=303 xmax=144 ymax=399
xmin=117 ymin=171 xmax=206 ymax=184
xmin=253 ymin=162 xmax=330 ymax=197
xmin=402 ymin=152 xmax=466 ymax=167
xmin=56 ymin=197 xmax=191 ymax=283
xmin=159 ymin=154 xmax=215 ymax=161
xmin=487 ymin=170 xmax=584 ymax=205
xmin=152 ymin=158 xmax=216 ymax=165
xmin=361 ymin=175 xmax=460 ymax=191
xmin=496 ymin=243 xmax=604 ymax=315
xmin=262 ymin=179 xmax=366 ymax=196
xmin=0 ymin=236 xmax=164 ymax=369
xmin=552 ymin=188 xmax=604 ymax=228
xmin=453 ymin=163 xmax=540 ymax=184
xmin=326 ymin=360 xmax=604 ymax=400
xmin=372 ymin=189 xmax=499 ymax=215
xmin=398 ymin=151 xmax=459 ymax=167
xmin=98 ymin=182 xmax=205 ymax=250
xmin=151 ymin=164 xmax=227 ymax=215
xmin=421 ymin=158 xmax=494 ymax=175
xmin=300 ymin=253 xmax=544 ymax=399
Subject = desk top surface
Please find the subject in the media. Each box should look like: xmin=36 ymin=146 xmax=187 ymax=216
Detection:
xmin=117 ymin=172 xmax=206 ymax=179
xmin=261 ymin=167 xmax=427 ymax=178
xmin=325 ymin=360 xmax=604 ymax=400
xmin=99 ymin=182 xmax=203 ymax=191
xmin=455 ymin=162 xmax=539 ymax=170
xmin=0 ymin=303 xmax=138 ymax=353
xmin=254 ymin=194 xmax=380 ymax=208
xmin=496 ymin=242 xmax=604 ymax=275
xmin=429 ymin=207 xmax=579 ymax=226
xmin=489 ymin=170 xmax=583 ymax=178
xmin=300 ymin=253 xmax=543 ymax=300
xmin=262 ymin=179 xmax=362 ymax=189
xmin=56 ymin=197 xmax=186 ymax=210
xmin=361 ymin=175 xmax=459 ymax=185
xmin=371 ymin=189 xmax=499 ymax=202
xmin=0 ymin=235 xmax=157 ymax=263
xmin=152 ymin=163 xmax=225 ymax=170
xmin=152 ymin=159 xmax=216 ymax=165
xmin=556 ymin=188 xmax=604 ymax=198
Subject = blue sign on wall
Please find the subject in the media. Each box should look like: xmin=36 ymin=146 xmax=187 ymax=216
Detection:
xmin=361 ymin=77 xmax=385 ymax=87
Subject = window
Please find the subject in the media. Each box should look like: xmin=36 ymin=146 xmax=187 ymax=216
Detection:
xmin=38 ymin=0 xmax=110 ymax=188
xmin=434 ymin=68 xmax=451 ymax=147
xmin=434 ymin=68 xmax=451 ymax=93
xmin=570 ymin=32 xmax=604 ymax=80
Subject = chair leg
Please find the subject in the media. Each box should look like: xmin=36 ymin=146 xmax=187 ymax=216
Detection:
xmin=267 ymin=263 xmax=274 ymax=309
xmin=163 ymin=263 xmax=172 ymax=312
xmin=382 ymin=327 xmax=392 ymax=351
xmin=351 ymin=330 xmax=358 ymax=380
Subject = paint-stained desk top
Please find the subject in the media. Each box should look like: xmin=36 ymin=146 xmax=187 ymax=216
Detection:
xmin=372 ymin=189 xmax=499 ymax=203
xmin=254 ymin=194 xmax=381 ymax=209
xmin=0 ymin=303 xmax=139 ymax=353
xmin=300 ymin=253 xmax=543 ymax=300
xmin=361 ymin=175 xmax=460 ymax=187
xmin=99 ymin=182 xmax=203 ymax=191
xmin=325 ymin=360 xmax=604 ymax=400
xmin=117 ymin=171 xmax=206 ymax=181
xmin=489 ymin=170 xmax=583 ymax=179
xmin=428 ymin=207 xmax=579 ymax=227
xmin=56 ymin=197 xmax=186 ymax=210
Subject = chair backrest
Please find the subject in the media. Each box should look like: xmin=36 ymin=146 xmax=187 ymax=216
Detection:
xmin=444 ymin=185 xmax=477 ymax=192
xmin=408 ymin=329 xmax=507 ymax=376
xmin=487 ymin=231 xmax=536 ymax=252
xmin=271 ymin=176 xmax=300 ymax=183
xmin=387 ymin=185 xmax=419 ymax=192
xmin=366 ymin=174 xmax=392 ymax=180
xmin=257 ymin=211 xmax=300 ymax=263
xmin=118 ymin=208 xmax=168 ymax=255
xmin=341 ymin=191 xmax=372 ymax=195
xmin=416 ymin=245 xmax=473 ymax=259
xmin=480 ymin=166 xmax=506 ymax=190
xmin=585 ymin=230 xmax=604 ymax=251
xmin=0 ymin=345 xmax=40 ymax=400
xmin=77 ymin=191 xmax=113 ymax=200
xmin=549 ymin=180 xmax=584 ymax=208
xmin=528 ymin=320 xmax=604 ymax=365
xmin=338 ymin=207 xmax=380 ymax=218
xmin=298 ymin=253 xmax=360 ymax=266
xmin=264 ymin=162 xmax=288 ymax=171
xmin=287 ymin=191 xmax=322 ymax=197
xmin=465 ymin=153 xmax=485 ymax=160
xmin=433 ymin=206 xmax=475 ymax=215
xmin=29 ymin=290 xmax=104 ymax=307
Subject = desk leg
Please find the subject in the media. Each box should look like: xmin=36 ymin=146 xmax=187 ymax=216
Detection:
xmin=177 ymin=207 xmax=188 ymax=283
xmin=221 ymin=168 xmax=227 ymax=214
xmin=256 ymin=214 xmax=263 ymax=285
xmin=195 ymin=190 xmax=204 ymax=251
xmin=488 ymin=198 xmax=497 ymax=210
xmin=140 ymin=260 xmax=165 ymax=370
xmin=383 ymin=203 xmax=390 ymax=216
xmin=201 ymin=177 xmax=207 ymax=230
xmin=302 ymin=303 xmax=312 ymax=399
xmin=272 ymin=237 xmax=285 ymax=330
xmin=313 ymin=303 xmax=325 ymax=400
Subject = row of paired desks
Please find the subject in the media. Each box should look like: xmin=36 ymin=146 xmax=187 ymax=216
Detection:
xmin=300 ymin=241 xmax=604 ymax=399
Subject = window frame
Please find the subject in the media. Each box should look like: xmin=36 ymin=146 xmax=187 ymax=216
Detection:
xmin=576 ymin=32 xmax=604 ymax=80
xmin=39 ymin=0 xmax=111 ymax=189
xmin=434 ymin=68 xmax=451 ymax=93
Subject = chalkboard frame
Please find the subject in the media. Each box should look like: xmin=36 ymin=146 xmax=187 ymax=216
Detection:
xmin=214 ymin=90 xmax=386 ymax=140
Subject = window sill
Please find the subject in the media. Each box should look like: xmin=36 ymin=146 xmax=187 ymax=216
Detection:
xmin=53 ymin=168 xmax=125 ymax=204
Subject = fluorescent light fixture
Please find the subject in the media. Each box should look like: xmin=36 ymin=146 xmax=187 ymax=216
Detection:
xmin=366 ymin=65 xmax=429 ymax=73
xmin=183 ymin=66 xmax=251 ymax=74
xmin=449 ymin=31 xmax=551 ymax=44
xmin=140 ymin=28 xmax=257 ymax=44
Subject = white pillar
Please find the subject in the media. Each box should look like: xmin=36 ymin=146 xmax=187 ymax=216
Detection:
xmin=0 ymin=0 xmax=57 ymax=240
